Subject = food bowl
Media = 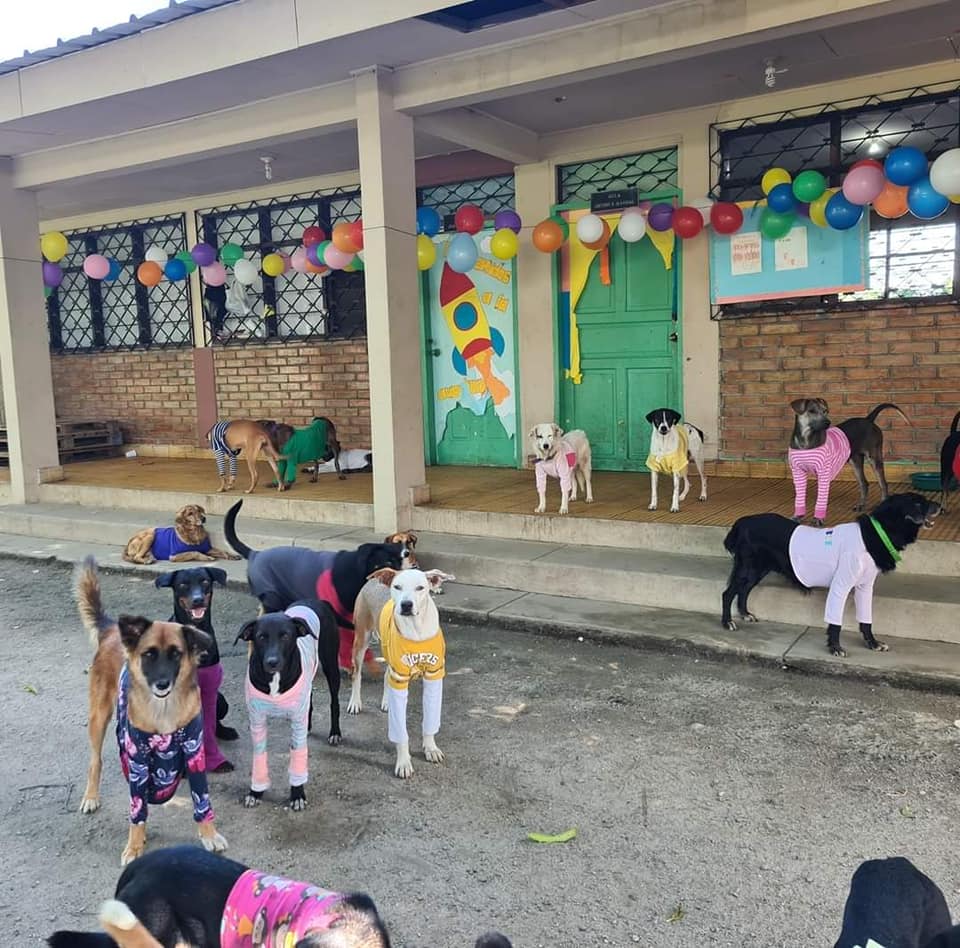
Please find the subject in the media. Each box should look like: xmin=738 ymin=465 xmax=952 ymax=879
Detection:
xmin=910 ymin=471 xmax=941 ymax=492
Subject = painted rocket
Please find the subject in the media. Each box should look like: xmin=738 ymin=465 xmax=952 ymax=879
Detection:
xmin=438 ymin=263 xmax=510 ymax=406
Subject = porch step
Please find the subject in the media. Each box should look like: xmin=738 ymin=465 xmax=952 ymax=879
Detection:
xmin=0 ymin=502 xmax=956 ymax=646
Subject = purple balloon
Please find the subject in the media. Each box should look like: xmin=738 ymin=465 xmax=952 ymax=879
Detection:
xmin=796 ymin=202 xmax=811 ymax=219
xmin=42 ymin=261 xmax=63 ymax=288
xmin=306 ymin=243 xmax=323 ymax=267
xmin=191 ymin=242 xmax=217 ymax=266
xmin=493 ymin=209 xmax=522 ymax=234
xmin=647 ymin=203 xmax=674 ymax=232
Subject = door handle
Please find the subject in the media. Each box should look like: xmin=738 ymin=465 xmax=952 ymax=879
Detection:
xmin=668 ymin=332 xmax=678 ymax=343
xmin=618 ymin=419 xmax=626 ymax=426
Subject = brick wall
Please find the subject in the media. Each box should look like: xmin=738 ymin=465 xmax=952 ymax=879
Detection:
xmin=719 ymin=304 xmax=960 ymax=463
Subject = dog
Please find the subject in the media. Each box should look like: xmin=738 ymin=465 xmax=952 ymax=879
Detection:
xmin=938 ymin=410 xmax=960 ymax=513
xmin=348 ymin=568 xmax=454 ymax=716
xmin=528 ymin=423 xmax=594 ymax=515
xmin=259 ymin=415 xmax=345 ymax=482
xmin=206 ymin=419 xmax=283 ymax=494
xmin=303 ymin=448 xmax=374 ymax=476
xmin=234 ymin=600 xmax=342 ymax=811
xmin=224 ymin=499 xmax=404 ymax=672
xmin=155 ymin=567 xmax=236 ymax=772
xmin=721 ymin=493 xmax=939 ymax=656
xmin=122 ymin=505 xmax=240 ymax=565
xmin=74 ymin=557 xmax=227 ymax=865
xmin=645 ymin=408 xmax=707 ymax=513
xmin=788 ymin=399 xmax=911 ymax=525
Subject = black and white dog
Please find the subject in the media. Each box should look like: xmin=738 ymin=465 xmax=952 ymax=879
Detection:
xmin=645 ymin=408 xmax=707 ymax=513
xmin=721 ymin=492 xmax=939 ymax=656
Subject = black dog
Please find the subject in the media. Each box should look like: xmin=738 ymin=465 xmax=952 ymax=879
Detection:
xmin=234 ymin=599 xmax=341 ymax=811
xmin=938 ymin=410 xmax=960 ymax=514
xmin=721 ymin=493 xmax=939 ymax=656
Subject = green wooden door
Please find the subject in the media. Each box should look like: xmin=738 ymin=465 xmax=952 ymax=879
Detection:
xmin=559 ymin=234 xmax=680 ymax=471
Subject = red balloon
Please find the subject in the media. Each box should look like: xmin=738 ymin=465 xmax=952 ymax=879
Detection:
xmin=850 ymin=159 xmax=883 ymax=172
xmin=672 ymin=206 xmax=704 ymax=239
xmin=302 ymin=226 xmax=325 ymax=247
xmin=710 ymin=202 xmax=744 ymax=235
xmin=454 ymin=204 xmax=485 ymax=235
xmin=346 ymin=219 xmax=363 ymax=251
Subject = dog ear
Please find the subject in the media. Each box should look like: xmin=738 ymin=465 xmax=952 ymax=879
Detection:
xmin=291 ymin=617 xmax=317 ymax=640
xmin=204 ymin=568 xmax=228 ymax=587
xmin=789 ymin=399 xmax=808 ymax=414
xmin=181 ymin=624 xmax=213 ymax=656
xmin=118 ymin=615 xmax=152 ymax=651
xmin=552 ymin=424 xmax=563 ymax=439
xmin=233 ymin=619 xmax=258 ymax=645
xmin=368 ymin=567 xmax=398 ymax=587
xmin=424 ymin=570 xmax=455 ymax=589
xmin=406 ymin=532 xmax=418 ymax=548
xmin=527 ymin=427 xmax=538 ymax=440
xmin=667 ymin=409 xmax=681 ymax=426
xmin=644 ymin=410 xmax=657 ymax=424
xmin=154 ymin=572 xmax=177 ymax=589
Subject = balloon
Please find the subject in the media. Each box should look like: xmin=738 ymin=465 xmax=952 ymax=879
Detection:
xmin=83 ymin=254 xmax=110 ymax=280
xmin=42 ymin=261 xmax=63 ymax=288
xmin=220 ymin=242 xmax=244 ymax=266
xmin=617 ymin=210 xmax=647 ymax=243
xmin=842 ymin=164 xmax=885 ymax=206
xmin=306 ymin=242 xmax=327 ymax=267
xmin=190 ymin=242 xmax=216 ymax=266
xmin=347 ymin=255 xmax=364 ymax=272
xmin=454 ymin=204 xmax=484 ymax=235
xmin=759 ymin=208 xmax=795 ymax=240
xmin=290 ymin=247 xmax=309 ymax=273
xmin=332 ymin=222 xmax=359 ymax=253
xmin=323 ymin=243 xmax=355 ymax=270
xmin=824 ymin=191 xmax=864 ymax=230
xmin=552 ymin=215 xmax=570 ymax=242
xmin=145 ymin=245 xmax=168 ymax=266
xmin=493 ymin=209 xmax=522 ymax=233
xmin=576 ymin=213 xmax=604 ymax=244
xmin=907 ymin=177 xmax=949 ymax=220
xmin=416 ymin=206 xmax=441 ymax=237
xmin=792 ymin=170 xmax=826 ymax=203
xmin=809 ymin=188 xmax=836 ymax=228
xmin=930 ymin=148 xmax=960 ymax=198
xmin=201 ymin=262 xmax=227 ymax=286
xmin=761 ymin=168 xmax=791 ymax=195
xmin=490 ymin=227 xmax=519 ymax=260
xmin=581 ymin=219 xmax=611 ymax=251
xmin=851 ymin=159 xmax=883 ymax=172
xmin=647 ymin=204 xmax=674 ymax=232
xmin=417 ymin=234 xmax=437 ymax=271
xmin=873 ymin=180 xmax=909 ymax=220
xmin=710 ymin=202 xmax=744 ymax=235
xmin=40 ymin=231 xmax=68 ymax=263
xmin=447 ymin=233 xmax=478 ymax=273
xmin=137 ymin=261 xmax=163 ymax=287
xmin=796 ymin=202 xmax=810 ymax=219
xmin=532 ymin=218 xmax=565 ymax=253
xmin=164 ymin=258 xmax=187 ymax=281
xmin=175 ymin=250 xmax=197 ymax=274
xmin=262 ymin=253 xmax=285 ymax=278
xmin=884 ymin=146 xmax=928 ymax=187
xmin=672 ymin=206 xmax=704 ymax=239
xmin=104 ymin=258 xmax=122 ymax=282
xmin=302 ymin=226 xmax=325 ymax=247
xmin=346 ymin=220 xmax=364 ymax=252
xmin=233 ymin=258 xmax=258 ymax=285
xmin=44 ymin=286 xmax=53 ymax=298
xmin=767 ymin=183 xmax=796 ymax=214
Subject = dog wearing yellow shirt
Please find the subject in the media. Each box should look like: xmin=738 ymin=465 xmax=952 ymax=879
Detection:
xmin=646 ymin=407 xmax=708 ymax=513
xmin=349 ymin=567 xmax=455 ymax=778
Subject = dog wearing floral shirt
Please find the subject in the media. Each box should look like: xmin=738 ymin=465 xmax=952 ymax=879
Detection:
xmin=528 ymin=423 xmax=594 ymax=515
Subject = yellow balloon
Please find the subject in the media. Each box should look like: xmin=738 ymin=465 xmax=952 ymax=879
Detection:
xmin=950 ymin=194 xmax=960 ymax=204
xmin=809 ymin=188 xmax=837 ymax=228
xmin=416 ymin=234 xmax=436 ymax=271
xmin=490 ymin=227 xmax=519 ymax=261
xmin=761 ymin=168 xmax=792 ymax=196
xmin=262 ymin=252 xmax=285 ymax=277
xmin=40 ymin=231 xmax=68 ymax=263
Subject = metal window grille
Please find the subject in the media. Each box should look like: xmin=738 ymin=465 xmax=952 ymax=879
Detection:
xmin=417 ymin=174 xmax=515 ymax=230
xmin=557 ymin=149 xmax=679 ymax=205
xmin=195 ymin=186 xmax=365 ymax=345
xmin=712 ymin=83 xmax=960 ymax=313
xmin=47 ymin=216 xmax=193 ymax=352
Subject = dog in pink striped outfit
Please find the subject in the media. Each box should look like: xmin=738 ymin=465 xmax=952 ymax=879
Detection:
xmin=529 ymin=423 xmax=594 ymax=515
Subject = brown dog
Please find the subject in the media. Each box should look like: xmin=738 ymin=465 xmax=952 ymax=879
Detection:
xmin=384 ymin=530 xmax=419 ymax=569
xmin=122 ymin=504 xmax=239 ymax=565
xmin=75 ymin=557 xmax=227 ymax=866
xmin=259 ymin=415 xmax=345 ymax=481
xmin=207 ymin=419 xmax=282 ymax=493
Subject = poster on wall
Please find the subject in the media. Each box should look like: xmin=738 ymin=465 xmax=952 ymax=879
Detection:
xmin=424 ymin=235 xmax=517 ymax=467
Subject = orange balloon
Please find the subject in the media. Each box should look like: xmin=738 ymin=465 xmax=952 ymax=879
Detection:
xmin=305 ymin=258 xmax=328 ymax=275
xmin=873 ymin=180 xmax=909 ymax=220
xmin=137 ymin=261 xmax=163 ymax=287
xmin=532 ymin=218 xmax=564 ymax=253
xmin=332 ymin=221 xmax=359 ymax=253
xmin=582 ymin=219 xmax=612 ymax=251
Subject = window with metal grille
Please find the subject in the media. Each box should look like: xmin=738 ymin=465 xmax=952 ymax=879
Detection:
xmin=196 ymin=187 xmax=365 ymax=344
xmin=417 ymin=174 xmax=515 ymax=230
xmin=47 ymin=216 xmax=193 ymax=352
xmin=713 ymin=85 xmax=960 ymax=312
xmin=557 ymin=149 xmax=679 ymax=205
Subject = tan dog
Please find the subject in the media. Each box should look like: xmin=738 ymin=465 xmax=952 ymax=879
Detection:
xmin=384 ymin=530 xmax=419 ymax=569
xmin=206 ymin=419 xmax=282 ymax=493
xmin=122 ymin=504 xmax=239 ymax=565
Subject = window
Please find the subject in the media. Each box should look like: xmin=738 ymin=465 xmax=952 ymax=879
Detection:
xmin=47 ymin=216 xmax=193 ymax=352
xmin=557 ymin=149 xmax=679 ymax=205
xmin=417 ymin=174 xmax=515 ymax=231
xmin=713 ymin=87 xmax=960 ymax=311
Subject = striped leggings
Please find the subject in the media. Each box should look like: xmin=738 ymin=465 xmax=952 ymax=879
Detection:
xmin=209 ymin=421 xmax=239 ymax=477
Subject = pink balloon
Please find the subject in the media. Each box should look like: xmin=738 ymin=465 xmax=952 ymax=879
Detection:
xmin=842 ymin=165 xmax=885 ymax=206
xmin=83 ymin=254 xmax=110 ymax=280
xmin=290 ymin=247 xmax=309 ymax=273
xmin=201 ymin=262 xmax=227 ymax=286
xmin=323 ymin=243 xmax=355 ymax=270
xmin=279 ymin=253 xmax=291 ymax=274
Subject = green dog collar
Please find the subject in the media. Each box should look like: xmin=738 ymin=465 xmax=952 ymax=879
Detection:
xmin=869 ymin=516 xmax=902 ymax=564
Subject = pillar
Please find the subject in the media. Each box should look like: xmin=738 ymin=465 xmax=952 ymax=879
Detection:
xmin=0 ymin=160 xmax=61 ymax=501
xmin=354 ymin=66 xmax=429 ymax=533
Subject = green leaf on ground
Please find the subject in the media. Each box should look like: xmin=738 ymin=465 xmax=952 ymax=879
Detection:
xmin=23 ymin=684 xmax=38 ymax=695
xmin=527 ymin=828 xmax=577 ymax=844
xmin=668 ymin=903 xmax=686 ymax=924
xmin=899 ymin=805 xmax=916 ymax=819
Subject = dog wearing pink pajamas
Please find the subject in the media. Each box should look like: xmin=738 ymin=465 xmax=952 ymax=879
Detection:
xmin=529 ymin=423 xmax=594 ymax=515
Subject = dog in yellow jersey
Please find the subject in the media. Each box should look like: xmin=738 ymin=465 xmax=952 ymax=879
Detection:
xmin=354 ymin=568 xmax=454 ymax=778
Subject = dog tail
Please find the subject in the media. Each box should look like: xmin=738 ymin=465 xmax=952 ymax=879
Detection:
xmin=48 ymin=934 xmax=118 ymax=948
xmin=223 ymin=499 xmax=253 ymax=560
xmin=722 ymin=520 xmax=742 ymax=555
xmin=866 ymin=402 xmax=911 ymax=426
xmin=951 ymin=410 xmax=960 ymax=435
xmin=74 ymin=556 xmax=115 ymax=649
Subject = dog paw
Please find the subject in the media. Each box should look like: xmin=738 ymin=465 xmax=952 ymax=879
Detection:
xmin=217 ymin=724 xmax=239 ymax=742
xmin=723 ymin=620 xmax=738 ymax=632
xmin=739 ymin=612 xmax=759 ymax=624
xmin=328 ymin=732 xmax=342 ymax=746
xmin=534 ymin=505 xmax=545 ymax=514
xmin=558 ymin=507 xmax=569 ymax=516
xmin=669 ymin=505 xmax=680 ymax=513
xmin=699 ymin=494 xmax=707 ymax=502
xmin=829 ymin=647 xmax=848 ymax=658
xmin=648 ymin=503 xmax=658 ymax=511
xmin=424 ymin=744 xmax=444 ymax=764
xmin=119 ymin=845 xmax=143 ymax=867
xmin=346 ymin=699 xmax=362 ymax=715
xmin=813 ymin=518 xmax=825 ymax=527
xmin=791 ymin=515 xmax=803 ymax=523
xmin=79 ymin=796 xmax=101 ymax=814
xmin=200 ymin=830 xmax=228 ymax=853
xmin=289 ymin=798 xmax=307 ymax=812
xmin=869 ymin=640 xmax=890 ymax=652
xmin=243 ymin=793 xmax=262 ymax=809
xmin=380 ymin=696 xmax=389 ymax=713
xmin=395 ymin=759 xmax=414 ymax=779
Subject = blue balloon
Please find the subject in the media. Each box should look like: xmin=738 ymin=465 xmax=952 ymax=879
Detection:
xmin=824 ymin=191 xmax=864 ymax=231
xmin=907 ymin=177 xmax=949 ymax=220
xmin=164 ymin=258 xmax=187 ymax=281
xmin=767 ymin=182 xmax=796 ymax=214
xmin=884 ymin=146 xmax=928 ymax=187
xmin=447 ymin=233 xmax=478 ymax=273
xmin=103 ymin=259 xmax=122 ymax=282
xmin=416 ymin=206 xmax=441 ymax=238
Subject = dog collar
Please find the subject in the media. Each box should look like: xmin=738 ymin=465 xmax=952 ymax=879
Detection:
xmin=869 ymin=517 xmax=901 ymax=563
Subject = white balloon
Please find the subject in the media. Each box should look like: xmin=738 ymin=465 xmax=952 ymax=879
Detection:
xmin=930 ymin=148 xmax=960 ymax=199
xmin=617 ymin=211 xmax=647 ymax=243
xmin=576 ymin=213 xmax=604 ymax=244
xmin=690 ymin=197 xmax=715 ymax=225
xmin=145 ymin=245 xmax=168 ymax=265
xmin=233 ymin=258 xmax=258 ymax=286
xmin=620 ymin=206 xmax=644 ymax=218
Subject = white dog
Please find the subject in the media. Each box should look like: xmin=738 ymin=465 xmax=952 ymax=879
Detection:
xmin=528 ymin=423 xmax=594 ymax=515
xmin=645 ymin=408 xmax=707 ymax=513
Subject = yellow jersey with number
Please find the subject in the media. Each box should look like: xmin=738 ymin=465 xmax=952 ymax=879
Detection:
xmin=379 ymin=599 xmax=446 ymax=691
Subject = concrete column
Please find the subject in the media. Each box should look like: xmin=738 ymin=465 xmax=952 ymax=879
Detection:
xmin=0 ymin=160 xmax=61 ymax=501
xmin=354 ymin=67 xmax=428 ymax=533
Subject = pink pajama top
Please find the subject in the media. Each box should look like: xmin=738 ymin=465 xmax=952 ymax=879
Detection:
xmin=788 ymin=426 xmax=851 ymax=520
xmin=535 ymin=443 xmax=577 ymax=495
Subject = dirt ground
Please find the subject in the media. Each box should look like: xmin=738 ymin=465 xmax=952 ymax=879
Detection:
xmin=3 ymin=558 xmax=959 ymax=948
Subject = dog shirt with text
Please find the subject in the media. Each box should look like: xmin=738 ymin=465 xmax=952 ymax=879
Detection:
xmin=646 ymin=426 xmax=689 ymax=475
xmin=534 ymin=442 xmax=578 ymax=496
xmin=115 ymin=665 xmax=214 ymax=826
xmin=245 ymin=604 xmax=320 ymax=791
xmin=150 ymin=526 xmax=212 ymax=562
xmin=788 ymin=522 xmax=879 ymax=625
xmin=379 ymin=599 xmax=445 ymax=691
xmin=788 ymin=426 xmax=851 ymax=520
xmin=221 ymin=869 xmax=344 ymax=948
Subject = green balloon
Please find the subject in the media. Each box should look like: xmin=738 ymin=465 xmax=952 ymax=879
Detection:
xmin=792 ymin=169 xmax=827 ymax=204
xmin=759 ymin=208 xmax=796 ymax=240
xmin=175 ymin=250 xmax=197 ymax=274
xmin=220 ymin=242 xmax=244 ymax=266
xmin=550 ymin=214 xmax=570 ymax=241
xmin=44 ymin=285 xmax=53 ymax=298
